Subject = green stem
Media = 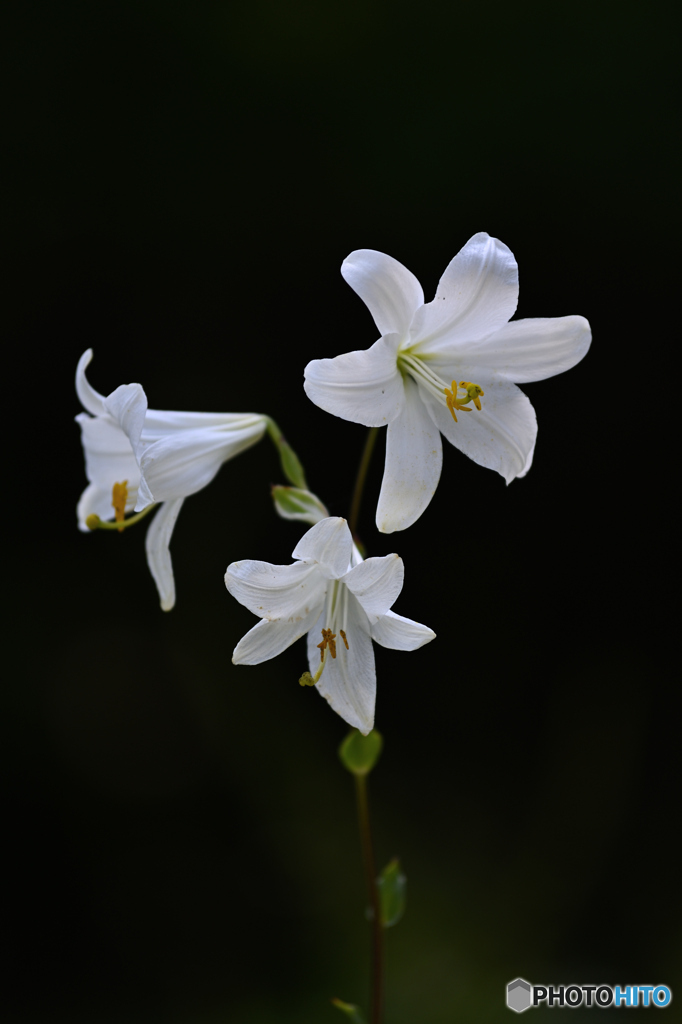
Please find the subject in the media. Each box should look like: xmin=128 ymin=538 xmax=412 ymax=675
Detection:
xmin=264 ymin=416 xmax=308 ymax=490
xmin=349 ymin=428 xmax=378 ymax=539
xmin=355 ymin=772 xmax=384 ymax=1024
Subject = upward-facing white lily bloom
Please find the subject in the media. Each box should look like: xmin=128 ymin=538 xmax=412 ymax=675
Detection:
xmin=304 ymin=233 xmax=592 ymax=533
xmin=225 ymin=517 xmax=435 ymax=734
xmin=76 ymin=349 xmax=267 ymax=610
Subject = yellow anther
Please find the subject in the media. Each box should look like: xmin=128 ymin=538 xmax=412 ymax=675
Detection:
xmin=444 ymin=389 xmax=458 ymax=422
xmin=111 ymin=481 xmax=128 ymax=532
xmin=317 ymin=627 xmax=337 ymax=661
xmin=444 ymin=380 xmax=484 ymax=422
xmin=317 ymin=629 xmax=327 ymax=661
xmin=339 ymin=629 xmax=349 ymax=650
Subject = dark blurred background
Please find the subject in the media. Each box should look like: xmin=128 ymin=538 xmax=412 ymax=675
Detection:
xmin=4 ymin=1 xmax=678 ymax=1021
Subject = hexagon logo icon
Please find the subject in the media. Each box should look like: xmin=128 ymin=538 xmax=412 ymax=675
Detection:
xmin=507 ymin=978 xmax=532 ymax=1013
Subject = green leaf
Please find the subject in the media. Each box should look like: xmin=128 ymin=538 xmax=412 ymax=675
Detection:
xmin=378 ymin=857 xmax=406 ymax=927
xmin=338 ymin=729 xmax=383 ymax=775
xmin=331 ymin=997 xmax=366 ymax=1022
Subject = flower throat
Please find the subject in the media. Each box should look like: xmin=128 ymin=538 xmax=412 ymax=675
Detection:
xmin=398 ymin=351 xmax=484 ymax=423
xmin=299 ymin=581 xmax=351 ymax=687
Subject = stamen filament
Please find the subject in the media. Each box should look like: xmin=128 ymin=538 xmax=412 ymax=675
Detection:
xmin=398 ymin=351 xmax=484 ymax=425
xmin=398 ymin=353 xmax=451 ymax=402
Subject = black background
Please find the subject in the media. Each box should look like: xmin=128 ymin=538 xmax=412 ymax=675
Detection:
xmin=4 ymin=2 xmax=678 ymax=1021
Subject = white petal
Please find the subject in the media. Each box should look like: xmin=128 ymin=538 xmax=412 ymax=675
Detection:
xmin=423 ymin=377 xmax=537 ymax=483
xmin=375 ymin=377 xmax=443 ymax=533
xmin=461 ymin=315 xmax=592 ymax=383
xmin=75 ymin=412 xmax=141 ymax=492
xmin=306 ymin=609 xmax=326 ymax=669
xmin=75 ymin=349 xmax=107 ymax=416
xmin=133 ymin=419 xmax=266 ymax=510
xmin=103 ymin=383 xmax=148 ymax=451
xmin=342 ymin=554 xmax=404 ymax=623
xmin=307 ymin=598 xmax=376 ymax=735
xmin=303 ymin=334 xmax=405 ymax=427
xmin=225 ymin=559 xmax=326 ymax=621
xmin=142 ymin=410 xmax=265 ymax=433
xmin=341 ymin=249 xmax=424 ymax=339
xmin=76 ymin=483 xmax=115 ymax=531
xmin=135 ymin=473 xmax=156 ymax=511
xmin=233 ymin=611 xmax=320 ymax=665
xmin=145 ymin=498 xmax=184 ymax=612
xmin=410 ymin=233 xmax=518 ymax=353
xmin=370 ymin=610 xmax=436 ymax=651
xmin=291 ymin=517 xmax=353 ymax=579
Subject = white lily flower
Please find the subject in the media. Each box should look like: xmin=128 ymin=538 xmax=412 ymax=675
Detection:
xmin=304 ymin=232 xmax=592 ymax=533
xmin=76 ymin=349 xmax=267 ymax=610
xmin=225 ymin=517 xmax=435 ymax=734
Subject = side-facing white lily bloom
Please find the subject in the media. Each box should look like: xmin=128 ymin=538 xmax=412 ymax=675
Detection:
xmin=76 ymin=349 xmax=267 ymax=610
xmin=225 ymin=517 xmax=435 ymax=734
xmin=304 ymin=232 xmax=592 ymax=533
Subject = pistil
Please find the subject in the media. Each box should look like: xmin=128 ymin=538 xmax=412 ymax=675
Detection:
xmin=86 ymin=499 xmax=156 ymax=532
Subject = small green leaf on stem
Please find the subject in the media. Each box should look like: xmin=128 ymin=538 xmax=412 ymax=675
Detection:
xmin=331 ymin=997 xmax=367 ymax=1022
xmin=338 ymin=729 xmax=383 ymax=775
xmin=378 ymin=857 xmax=406 ymax=927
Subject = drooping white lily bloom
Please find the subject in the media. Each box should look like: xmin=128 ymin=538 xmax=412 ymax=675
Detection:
xmin=304 ymin=233 xmax=592 ymax=533
xmin=225 ymin=517 xmax=435 ymax=734
xmin=76 ymin=349 xmax=267 ymax=610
